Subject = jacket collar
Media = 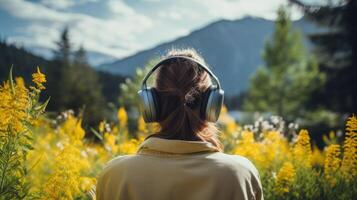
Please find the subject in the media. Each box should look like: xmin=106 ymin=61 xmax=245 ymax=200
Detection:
xmin=137 ymin=136 xmax=219 ymax=155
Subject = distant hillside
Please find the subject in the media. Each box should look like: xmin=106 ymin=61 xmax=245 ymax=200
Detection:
xmin=0 ymin=41 xmax=125 ymax=105
xmin=99 ymin=16 xmax=319 ymax=96
xmin=28 ymin=45 xmax=118 ymax=67
xmin=0 ymin=41 xmax=51 ymax=84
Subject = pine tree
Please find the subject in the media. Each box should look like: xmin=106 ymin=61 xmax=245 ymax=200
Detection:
xmin=53 ymin=27 xmax=71 ymax=65
xmin=53 ymin=28 xmax=74 ymax=111
xmin=46 ymin=28 xmax=73 ymax=111
xmin=243 ymin=6 xmax=325 ymax=120
xmin=290 ymin=0 xmax=357 ymax=114
xmin=51 ymin=28 xmax=107 ymax=126
xmin=72 ymin=45 xmax=107 ymax=126
xmin=74 ymin=46 xmax=87 ymax=66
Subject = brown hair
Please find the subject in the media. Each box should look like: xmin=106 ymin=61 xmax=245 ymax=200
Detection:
xmin=150 ymin=48 xmax=223 ymax=152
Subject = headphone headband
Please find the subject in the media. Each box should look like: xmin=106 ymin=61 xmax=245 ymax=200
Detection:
xmin=141 ymin=55 xmax=221 ymax=89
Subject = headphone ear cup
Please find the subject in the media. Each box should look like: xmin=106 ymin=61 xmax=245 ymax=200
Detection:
xmin=200 ymin=87 xmax=212 ymax=120
xmin=150 ymin=88 xmax=160 ymax=121
xmin=201 ymin=86 xmax=224 ymax=122
xmin=138 ymin=87 xmax=160 ymax=122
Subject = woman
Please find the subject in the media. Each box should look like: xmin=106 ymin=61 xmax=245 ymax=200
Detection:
xmin=96 ymin=48 xmax=263 ymax=200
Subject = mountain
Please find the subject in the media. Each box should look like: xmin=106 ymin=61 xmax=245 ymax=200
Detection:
xmin=28 ymin=45 xmax=118 ymax=67
xmin=99 ymin=16 xmax=319 ymax=96
xmin=86 ymin=51 xmax=118 ymax=67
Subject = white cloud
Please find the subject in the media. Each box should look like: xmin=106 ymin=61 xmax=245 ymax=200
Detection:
xmin=10 ymin=24 xmax=60 ymax=48
xmin=157 ymin=10 xmax=182 ymax=20
xmin=40 ymin=0 xmax=98 ymax=10
xmin=1 ymin=0 xmax=153 ymax=58
xmin=192 ymin=0 xmax=302 ymax=20
xmin=40 ymin=0 xmax=76 ymax=9
xmin=107 ymin=0 xmax=136 ymax=15
xmin=0 ymin=0 xmax=303 ymax=60
xmin=1 ymin=0 xmax=67 ymax=22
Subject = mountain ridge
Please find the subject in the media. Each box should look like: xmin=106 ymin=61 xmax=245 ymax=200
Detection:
xmin=99 ymin=16 xmax=318 ymax=96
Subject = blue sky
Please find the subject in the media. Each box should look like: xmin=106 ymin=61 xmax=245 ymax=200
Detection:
xmin=0 ymin=0 xmax=320 ymax=59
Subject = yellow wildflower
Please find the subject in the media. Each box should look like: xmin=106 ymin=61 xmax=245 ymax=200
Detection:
xmin=80 ymin=177 xmax=97 ymax=192
xmin=117 ymin=107 xmax=128 ymax=127
xmin=32 ymin=67 xmax=46 ymax=90
xmin=241 ymin=130 xmax=255 ymax=143
xmin=0 ymin=69 xmax=50 ymax=199
xmin=341 ymin=115 xmax=357 ymax=179
xmin=324 ymin=144 xmax=341 ymax=186
xmin=226 ymin=121 xmax=238 ymax=134
xmin=99 ymin=121 xmax=105 ymax=133
xmin=261 ymin=131 xmax=290 ymax=169
xmin=104 ymin=133 xmax=118 ymax=153
xmin=118 ymin=138 xmax=142 ymax=155
xmin=221 ymin=105 xmax=228 ymax=115
xmin=0 ymin=77 xmax=29 ymax=134
xmin=42 ymin=145 xmax=89 ymax=199
xmin=137 ymin=116 xmax=147 ymax=134
xmin=293 ymin=129 xmax=312 ymax=168
xmin=275 ymin=162 xmax=296 ymax=195
xmin=234 ymin=131 xmax=263 ymax=167
xmin=311 ymin=146 xmax=324 ymax=167
xmin=60 ymin=115 xmax=85 ymax=142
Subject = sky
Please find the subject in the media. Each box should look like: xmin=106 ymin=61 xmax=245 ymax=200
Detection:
xmin=0 ymin=0 xmax=318 ymax=60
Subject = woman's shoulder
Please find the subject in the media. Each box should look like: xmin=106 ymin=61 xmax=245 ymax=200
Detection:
xmin=208 ymin=153 xmax=262 ymax=193
xmin=106 ymin=155 xmax=131 ymax=165
xmin=103 ymin=153 xmax=258 ymax=174
xmin=102 ymin=155 xmax=136 ymax=171
xmin=206 ymin=152 xmax=260 ymax=178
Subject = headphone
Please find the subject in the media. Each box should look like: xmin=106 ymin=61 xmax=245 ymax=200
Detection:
xmin=138 ymin=56 xmax=224 ymax=123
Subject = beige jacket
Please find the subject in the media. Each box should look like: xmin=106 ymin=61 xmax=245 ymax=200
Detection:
xmin=96 ymin=137 xmax=263 ymax=200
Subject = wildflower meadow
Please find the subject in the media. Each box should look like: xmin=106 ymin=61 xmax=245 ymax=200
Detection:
xmin=0 ymin=67 xmax=356 ymax=200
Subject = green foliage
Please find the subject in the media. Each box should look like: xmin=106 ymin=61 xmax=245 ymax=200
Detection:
xmin=53 ymin=29 xmax=107 ymax=126
xmin=118 ymin=59 xmax=158 ymax=110
xmin=243 ymin=6 xmax=325 ymax=120
xmin=0 ymin=69 xmax=48 ymax=200
xmin=118 ymin=59 xmax=157 ymax=134
xmin=290 ymin=0 xmax=357 ymax=114
xmin=53 ymin=27 xmax=71 ymax=65
xmin=263 ymin=7 xmax=304 ymax=70
xmin=0 ymin=34 xmax=126 ymax=127
xmin=0 ymin=42 xmax=50 ymax=84
xmin=97 ymin=71 xmax=126 ymax=104
xmin=1 ymin=68 xmax=357 ymax=199
xmin=0 ymin=129 xmax=30 ymax=200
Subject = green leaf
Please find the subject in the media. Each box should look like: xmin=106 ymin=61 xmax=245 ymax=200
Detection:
xmin=90 ymin=127 xmax=103 ymax=141
xmin=9 ymin=65 xmax=15 ymax=95
xmin=34 ymin=97 xmax=50 ymax=114
xmin=21 ymin=143 xmax=34 ymax=152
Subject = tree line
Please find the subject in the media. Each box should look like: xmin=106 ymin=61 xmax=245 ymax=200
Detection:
xmin=0 ymin=29 xmax=126 ymax=127
xmin=243 ymin=1 xmax=356 ymax=137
